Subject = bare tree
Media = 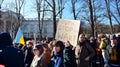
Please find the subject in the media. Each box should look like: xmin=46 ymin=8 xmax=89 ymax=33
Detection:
xmin=57 ymin=0 xmax=67 ymax=18
xmin=45 ymin=0 xmax=65 ymax=38
xmin=36 ymin=0 xmax=43 ymax=40
xmin=70 ymin=0 xmax=81 ymax=20
xmin=92 ymin=0 xmax=105 ymax=37
xmin=87 ymin=0 xmax=94 ymax=37
xmin=79 ymin=0 xmax=102 ymax=37
xmin=113 ymin=24 xmax=120 ymax=33
xmin=4 ymin=0 xmax=25 ymax=38
xmin=76 ymin=0 xmax=105 ymax=37
xmin=105 ymin=0 xmax=114 ymax=34
xmin=41 ymin=0 xmax=49 ymax=39
xmin=41 ymin=0 xmax=46 ymax=38
xmin=85 ymin=23 xmax=112 ymax=35
xmin=15 ymin=0 xmax=24 ymax=26
xmin=110 ymin=0 xmax=120 ymax=24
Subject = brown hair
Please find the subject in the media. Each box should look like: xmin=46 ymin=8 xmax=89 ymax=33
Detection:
xmin=35 ymin=45 xmax=44 ymax=54
xmin=55 ymin=41 xmax=64 ymax=52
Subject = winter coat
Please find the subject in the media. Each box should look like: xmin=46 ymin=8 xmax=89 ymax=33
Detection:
xmin=63 ymin=46 xmax=77 ymax=67
xmin=75 ymin=42 xmax=95 ymax=67
xmin=49 ymin=52 xmax=63 ymax=67
xmin=0 ymin=46 xmax=25 ymax=67
xmin=31 ymin=54 xmax=48 ymax=67
xmin=107 ymin=44 xmax=120 ymax=65
xmin=23 ymin=46 xmax=34 ymax=67
xmin=0 ymin=32 xmax=24 ymax=67
xmin=99 ymin=37 xmax=107 ymax=51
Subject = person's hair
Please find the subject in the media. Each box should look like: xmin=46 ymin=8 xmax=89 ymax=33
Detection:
xmin=26 ymin=40 xmax=33 ymax=45
xmin=35 ymin=45 xmax=44 ymax=54
xmin=42 ymin=43 xmax=48 ymax=47
xmin=55 ymin=41 xmax=64 ymax=52
xmin=48 ymin=40 xmax=56 ymax=48
xmin=77 ymin=33 xmax=85 ymax=44
xmin=79 ymin=33 xmax=85 ymax=37
xmin=101 ymin=34 xmax=106 ymax=38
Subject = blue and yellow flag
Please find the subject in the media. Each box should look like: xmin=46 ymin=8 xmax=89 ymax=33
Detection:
xmin=14 ymin=27 xmax=25 ymax=45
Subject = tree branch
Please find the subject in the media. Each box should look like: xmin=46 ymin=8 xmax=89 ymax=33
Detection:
xmin=19 ymin=0 xmax=24 ymax=11
xmin=45 ymin=0 xmax=53 ymax=8
xmin=40 ymin=9 xmax=52 ymax=12
xmin=76 ymin=9 xmax=81 ymax=18
xmin=15 ymin=0 xmax=18 ymax=12
xmin=111 ymin=11 xmax=120 ymax=25
xmin=56 ymin=7 xmax=65 ymax=16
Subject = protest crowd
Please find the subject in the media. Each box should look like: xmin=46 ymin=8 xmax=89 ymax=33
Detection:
xmin=0 ymin=32 xmax=120 ymax=67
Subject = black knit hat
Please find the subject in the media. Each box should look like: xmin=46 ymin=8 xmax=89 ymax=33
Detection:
xmin=0 ymin=32 xmax=13 ymax=48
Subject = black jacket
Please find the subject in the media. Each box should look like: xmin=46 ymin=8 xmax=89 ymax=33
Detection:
xmin=0 ymin=32 xmax=25 ymax=67
xmin=0 ymin=46 xmax=25 ymax=67
xmin=63 ymin=46 xmax=77 ymax=67
xmin=22 ymin=46 xmax=34 ymax=67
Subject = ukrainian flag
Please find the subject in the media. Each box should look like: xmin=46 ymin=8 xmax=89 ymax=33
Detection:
xmin=14 ymin=27 xmax=25 ymax=45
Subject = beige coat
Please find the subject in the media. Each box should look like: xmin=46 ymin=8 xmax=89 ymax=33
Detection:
xmin=31 ymin=54 xmax=48 ymax=67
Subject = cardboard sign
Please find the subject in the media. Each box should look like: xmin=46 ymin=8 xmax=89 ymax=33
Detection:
xmin=55 ymin=19 xmax=80 ymax=46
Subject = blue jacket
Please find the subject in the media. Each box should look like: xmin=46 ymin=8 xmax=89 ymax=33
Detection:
xmin=53 ymin=52 xmax=63 ymax=67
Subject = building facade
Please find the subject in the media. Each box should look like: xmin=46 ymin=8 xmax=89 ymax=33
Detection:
xmin=22 ymin=18 xmax=54 ymax=39
xmin=0 ymin=9 xmax=24 ymax=39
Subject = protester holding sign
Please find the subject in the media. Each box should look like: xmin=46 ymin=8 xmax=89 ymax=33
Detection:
xmin=63 ymin=41 xmax=77 ymax=67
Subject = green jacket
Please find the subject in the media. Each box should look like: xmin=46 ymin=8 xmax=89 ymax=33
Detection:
xmin=63 ymin=46 xmax=77 ymax=67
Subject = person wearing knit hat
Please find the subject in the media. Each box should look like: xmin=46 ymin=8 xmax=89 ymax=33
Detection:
xmin=107 ymin=34 xmax=120 ymax=67
xmin=0 ymin=32 xmax=24 ymax=67
xmin=0 ymin=32 xmax=13 ymax=48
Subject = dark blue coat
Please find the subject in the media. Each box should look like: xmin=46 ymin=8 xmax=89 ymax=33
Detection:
xmin=54 ymin=52 xmax=63 ymax=67
xmin=49 ymin=52 xmax=63 ymax=67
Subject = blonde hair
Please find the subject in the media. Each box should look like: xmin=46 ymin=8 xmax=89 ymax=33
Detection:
xmin=26 ymin=40 xmax=33 ymax=45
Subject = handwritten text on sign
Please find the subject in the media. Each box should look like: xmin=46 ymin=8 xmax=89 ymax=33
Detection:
xmin=55 ymin=19 xmax=80 ymax=46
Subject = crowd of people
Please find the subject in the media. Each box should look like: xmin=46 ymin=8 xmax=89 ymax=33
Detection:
xmin=0 ymin=32 xmax=120 ymax=67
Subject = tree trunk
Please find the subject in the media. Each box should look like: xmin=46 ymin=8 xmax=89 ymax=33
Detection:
xmin=88 ymin=0 xmax=94 ymax=37
xmin=52 ymin=0 xmax=56 ymax=38
xmin=105 ymin=0 xmax=114 ymax=34
xmin=38 ymin=12 xmax=42 ymax=40
xmin=71 ymin=0 xmax=76 ymax=20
